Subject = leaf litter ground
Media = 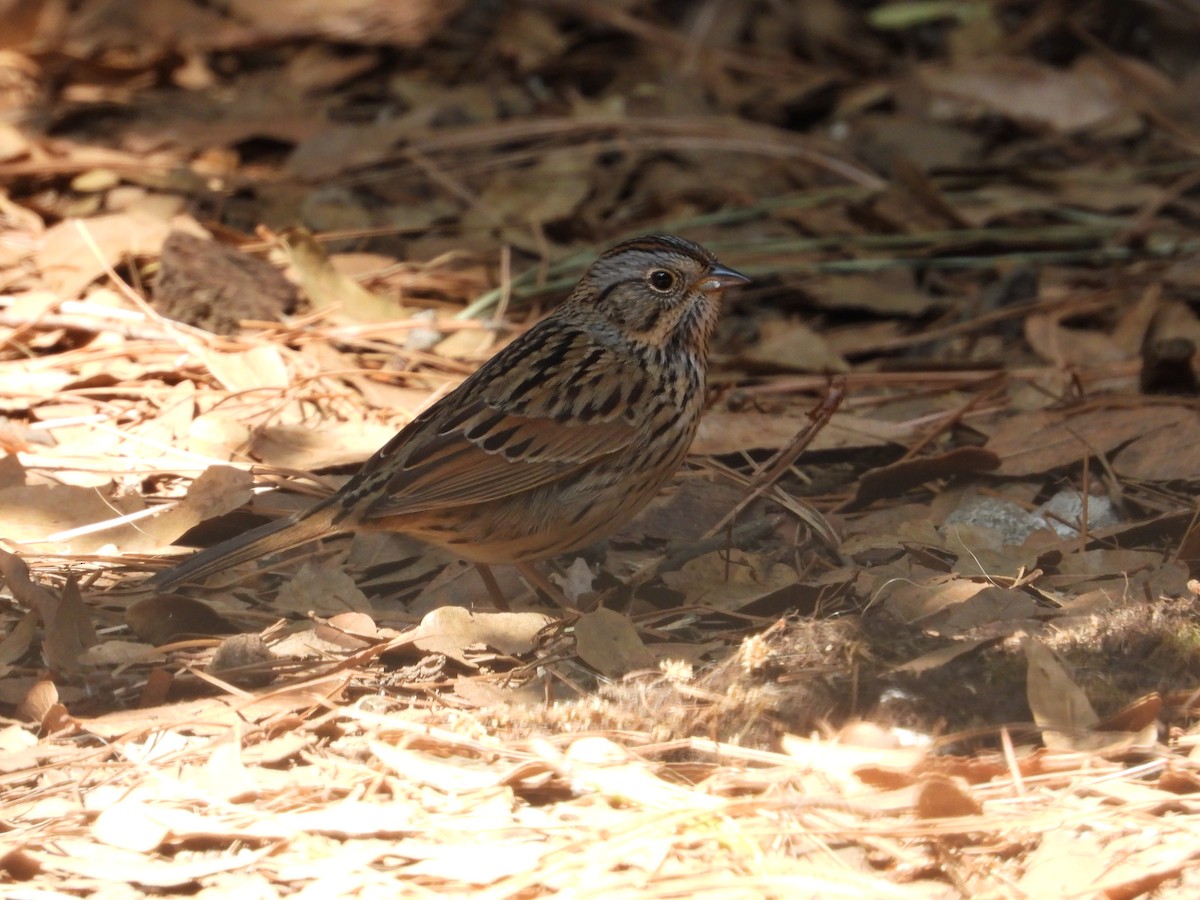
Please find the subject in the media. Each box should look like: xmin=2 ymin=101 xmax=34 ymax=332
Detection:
xmin=2 ymin=1 xmax=1200 ymax=896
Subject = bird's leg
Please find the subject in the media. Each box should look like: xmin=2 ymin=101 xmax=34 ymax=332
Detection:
xmin=515 ymin=562 xmax=578 ymax=612
xmin=472 ymin=562 xmax=578 ymax=612
xmin=473 ymin=563 xmax=510 ymax=611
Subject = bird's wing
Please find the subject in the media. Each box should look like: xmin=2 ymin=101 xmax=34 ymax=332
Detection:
xmin=354 ymin=401 xmax=638 ymax=520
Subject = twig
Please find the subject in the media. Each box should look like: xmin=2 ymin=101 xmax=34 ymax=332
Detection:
xmin=706 ymin=378 xmax=846 ymax=538
xmin=621 ymin=520 xmax=777 ymax=591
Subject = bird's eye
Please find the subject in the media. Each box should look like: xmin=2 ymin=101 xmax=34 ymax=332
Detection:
xmin=648 ymin=269 xmax=677 ymax=292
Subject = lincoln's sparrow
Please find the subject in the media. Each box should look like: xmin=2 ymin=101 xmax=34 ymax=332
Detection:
xmin=149 ymin=235 xmax=748 ymax=592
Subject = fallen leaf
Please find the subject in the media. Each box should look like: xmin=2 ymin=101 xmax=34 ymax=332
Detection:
xmin=195 ymin=344 xmax=291 ymax=393
xmin=141 ymin=464 xmax=255 ymax=546
xmin=225 ymin=0 xmax=461 ymax=45
xmin=0 ymin=610 xmax=38 ymax=667
xmin=91 ymin=802 xmax=169 ymax=852
xmin=919 ymin=56 xmax=1128 ymax=133
xmin=574 ymin=608 xmax=654 ymax=677
xmin=125 ymin=595 xmax=236 ymax=644
xmin=1022 ymin=635 xmax=1098 ymax=750
xmin=984 ymin=405 xmax=1190 ymax=476
xmin=370 ymin=741 xmax=500 ymax=792
xmin=247 ymin=420 xmax=400 ymax=471
xmin=924 ymin=585 xmax=1039 ymax=637
xmin=274 ymin=563 xmax=374 ymax=616
xmin=694 ymin=408 xmax=910 ymax=455
xmin=1016 ymin=828 xmax=1106 ymax=897
xmin=1114 ymin=413 xmax=1200 ymax=481
xmin=463 ymin=151 xmax=594 ymax=235
xmin=1024 ymin=314 xmax=1130 ymax=367
xmin=914 ymin=774 xmax=982 ymax=818
xmin=737 ymin=316 xmax=849 ymax=373
xmin=78 ymin=640 xmax=163 ymax=668
xmin=662 ymin=549 xmax=799 ymax=612
xmin=205 ymin=738 xmax=260 ymax=802
xmin=411 ymin=606 xmax=551 ymax=666
xmin=281 ymin=227 xmax=412 ymax=322
xmin=891 ymin=636 xmax=997 ymax=673
xmin=0 ymin=553 xmax=95 ymax=673
xmin=37 ymin=213 xmax=199 ymax=299
xmin=850 ymin=447 xmax=1000 ymax=509
xmin=806 ymin=272 xmax=945 ymax=317
xmin=881 ymin=576 xmax=981 ymax=625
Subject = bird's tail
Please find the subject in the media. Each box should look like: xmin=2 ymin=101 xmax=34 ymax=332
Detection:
xmin=148 ymin=498 xmax=345 ymax=592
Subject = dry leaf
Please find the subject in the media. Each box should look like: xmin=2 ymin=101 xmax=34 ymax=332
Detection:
xmin=918 ymin=56 xmax=1128 ymax=132
xmin=881 ymin=576 xmax=981 ymax=625
xmin=891 ymin=636 xmax=997 ymax=673
xmin=807 ymin=272 xmax=943 ymax=317
xmin=985 ymin=405 xmax=1190 ymax=476
xmin=37 ymin=213 xmax=184 ymax=299
xmin=125 ymin=595 xmax=235 ymax=644
xmin=738 ymin=316 xmax=849 ymax=373
xmin=924 ymin=586 xmax=1039 ymax=637
xmin=29 ymin=838 xmax=267 ymax=886
xmin=1016 ymin=828 xmax=1106 ymax=897
xmin=75 ymin=676 xmax=350 ymax=739
xmin=195 ymin=344 xmax=291 ymax=394
xmin=1024 ymin=314 xmax=1129 ymax=367
xmin=16 ymin=679 xmax=62 ymax=727
xmin=91 ymin=802 xmax=169 ymax=852
xmin=661 ymin=550 xmax=798 ymax=612
xmin=274 ymin=563 xmax=374 ymax=616
xmin=411 ymin=606 xmax=552 ymax=666
xmin=225 ymin=0 xmax=461 ymax=45
xmin=0 ymin=483 xmax=150 ymax=551
xmin=141 ymin=464 xmax=255 ymax=546
xmin=370 ymin=741 xmax=500 ymax=792
xmin=563 ymin=736 xmax=723 ymax=811
xmin=851 ymin=447 xmax=1000 ymax=509
xmin=781 ymin=732 xmax=927 ymax=796
xmin=247 ymin=420 xmax=399 ymax=471
xmin=316 ymin=611 xmax=381 ymax=647
xmin=205 ymin=738 xmax=260 ymax=802
xmin=0 ymin=553 xmax=95 ymax=672
xmin=1022 ymin=635 xmax=1099 ymax=750
xmin=1114 ymin=413 xmax=1200 ymax=481
xmin=573 ymin=608 xmax=654 ymax=677
xmin=77 ymin=640 xmax=162 ymax=668
xmin=464 ymin=152 xmax=594 ymax=235
xmin=914 ymin=774 xmax=982 ymax=818
xmin=282 ymin=227 xmax=411 ymax=322
xmin=404 ymin=839 xmax=550 ymax=885
xmin=0 ymin=609 xmax=38 ymax=667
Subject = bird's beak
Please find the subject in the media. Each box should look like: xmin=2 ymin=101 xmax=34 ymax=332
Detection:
xmin=695 ymin=263 xmax=750 ymax=293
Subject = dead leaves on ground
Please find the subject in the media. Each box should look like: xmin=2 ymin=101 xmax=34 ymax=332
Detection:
xmin=4 ymin=628 xmax=1200 ymax=897
xmin=3 ymin=0 xmax=1200 ymax=895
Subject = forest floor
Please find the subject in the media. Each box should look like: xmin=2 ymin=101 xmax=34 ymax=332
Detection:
xmin=2 ymin=0 xmax=1200 ymax=896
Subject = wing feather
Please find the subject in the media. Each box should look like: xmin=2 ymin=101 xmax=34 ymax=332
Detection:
xmin=345 ymin=325 xmax=646 ymax=521
xmin=360 ymin=409 xmax=635 ymax=520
